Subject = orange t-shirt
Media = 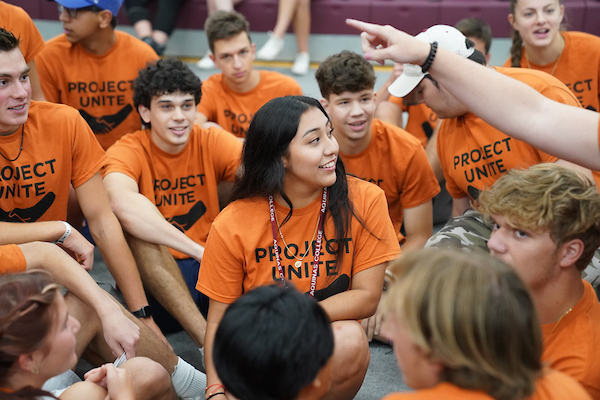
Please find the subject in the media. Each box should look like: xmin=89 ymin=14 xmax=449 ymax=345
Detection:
xmin=0 ymin=101 xmax=107 ymax=223
xmin=197 ymin=177 xmax=401 ymax=304
xmin=340 ymin=119 xmax=440 ymax=243
xmin=438 ymin=67 xmax=580 ymax=200
xmin=504 ymin=32 xmax=600 ymax=112
xmin=0 ymin=1 xmax=44 ymax=64
xmin=0 ymin=244 xmax=26 ymax=274
xmin=383 ymin=370 xmax=591 ymax=400
xmin=197 ymin=70 xmax=303 ymax=138
xmin=103 ymin=126 xmax=242 ymax=259
xmin=388 ymin=97 xmax=439 ymax=147
xmin=541 ymin=280 xmax=600 ymax=400
xmin=36 ymin=31 xmax=158 ymax=150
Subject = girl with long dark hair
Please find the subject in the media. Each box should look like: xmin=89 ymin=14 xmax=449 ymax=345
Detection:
xmin=197 ymin=96 xmax=400 ymax=399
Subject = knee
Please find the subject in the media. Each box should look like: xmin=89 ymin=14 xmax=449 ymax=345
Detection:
xmin=62 ymin=380 xmax=107 ymax=399
xmin=332 ymin=321 xmax=370 ymax=376
xmin=122 ymin=357 xmax=174 ymax=398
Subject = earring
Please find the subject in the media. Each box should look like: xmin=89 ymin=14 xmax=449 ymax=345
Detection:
xmin=30 ymin=366 xmax=39 ymax=375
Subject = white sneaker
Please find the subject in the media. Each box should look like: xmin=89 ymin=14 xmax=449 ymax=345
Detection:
xmin=256 ymin=32 xmax=284 ymax=60
xmin=196 ymin=51 xmax=215 ymax=69
xmin=291 ymin=52 xmax=310 ymax=75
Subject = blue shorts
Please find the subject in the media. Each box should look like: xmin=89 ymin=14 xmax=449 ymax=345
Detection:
xmin=148 ymin=258 xmax=209 ymax=334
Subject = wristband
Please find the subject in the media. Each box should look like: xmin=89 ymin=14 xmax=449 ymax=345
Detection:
xmin=131 ymin=305 xmax=153 ymax=319
xmin=421 ymin=41 xmax=438 ymax=73
xmin=207 ymin=393 xmax=226 ymax=400
xmin=206 ymin=384 xmax=225 ymax=393
xmin=53 ymin=221 xmax=71 ymax=245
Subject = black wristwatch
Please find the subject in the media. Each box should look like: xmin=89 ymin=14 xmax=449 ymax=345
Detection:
xmin=131 ymin=305 xmax=153 ymax=319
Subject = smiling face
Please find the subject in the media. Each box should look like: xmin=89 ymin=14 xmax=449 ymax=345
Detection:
xmin=139 ymin=91 xmax=197 ymax=154
xmin=281 ymin=107 xmax=339 ymax=201
xmin=509 ymin=0 xmax=564 ymax=50
xmin=322 ymin=89 xmax=376 ymax=149
xmin=35 ymin=293 xmax=81 ymax=383
xmin=0 ymin=47 xmax=31 ymax=135
xmin=487 ymin=214 xmax=561 ymax=292
xmin=211 ymin=31 xmax=256 ymax=89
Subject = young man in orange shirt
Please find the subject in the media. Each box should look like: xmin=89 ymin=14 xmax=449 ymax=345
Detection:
xmin=477 ymin=163 xmax=600 ymax=400
xmin=195 ymin=10 xmax=302 ymax=138
xmin=103 ymin=58 xmax=242 ymax=349
xmin=0 ymin=28 xmax=169 ymax=348
xmin=36 ymin=0 xmax=158 ymax=150
xmin=316 ymin=50 xmax=439 ymax=252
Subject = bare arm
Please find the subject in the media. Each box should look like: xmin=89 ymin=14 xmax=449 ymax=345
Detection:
xmin=402 ymin=202 xmax=433 ymax=251
xmin=0 ymin=221 xmax=94 ymax=270
xmin=346 ymin=19 xmax=600 ymax=170
xmin=27 ymin=60 xmax=46 ymax=102
xmin=451 ymin=196 xmax=472 ymax=217
xmin=425 ymin=123 xmax=445 ymax=182
xmin=103 ymin=172 xmax=205 ymax=261
xmin=204 ymin=300 xmax=231 ymax=399
xmin=19 ymin=242 xmax=140 ymax=358
xmin=319 ymin=263 xmax=387 ymax=322
xmin=75 ymin=173 xmax=166 ymax=343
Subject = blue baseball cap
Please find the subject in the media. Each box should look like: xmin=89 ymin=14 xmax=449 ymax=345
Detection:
xmin=54 ymin=0 xmax=124 ymax=16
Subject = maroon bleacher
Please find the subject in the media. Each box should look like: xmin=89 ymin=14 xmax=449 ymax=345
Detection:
xmin=8 ymin=0 xmax=600 ymax=37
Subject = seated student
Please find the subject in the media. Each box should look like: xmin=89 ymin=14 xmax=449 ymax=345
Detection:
xmin=197 ymin=96 xmax=401 ymax=400
xmin=316 ymin=51 xmax=439 ymax=252
xmin=0 ymin=222 xmax=207 ymax=399
xmin=212 ymin=285 xmax=334 ymax=400
xmin=345 ymin=19 xmax=600 ymax=171
xmin=36 ymin=0 xmax=158 ymax=151
xmin=505 ymin=0 xmax=600 ymax=112
xmin=103 ymin=58 xmax=242 ymax=347
xmin=0 ymin=271 xmax=174 ymax=400
xmin=381 ymin=248 xmax=592 ymax=400
xmin=476 ymin=164 xmax=600 ymax=399
xmin=196 ymin=10 xmax=303 ymax=138
xmin=0 ymin=28 xmax=164 ymax=346
xmin=0 ymin=0 xmax=46 ymax=101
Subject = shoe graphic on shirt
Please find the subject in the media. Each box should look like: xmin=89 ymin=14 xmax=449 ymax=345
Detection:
xmin=310 ymin=274 xmax=350 ymax=301
xmin=79 ymin=104 xmax=133 ymax=134
xmin=168 ymin=201 xmax=207 ymax=232
xmin=467 ymin=185 xmax=481 ymax=201
xmin=0 ymin=192 xmax=56 ymax=222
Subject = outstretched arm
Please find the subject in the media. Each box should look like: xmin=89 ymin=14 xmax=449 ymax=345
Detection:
xmin=346 ymin=19 xmax=600 ymax=170
xmin=19 ymin=241 xmax=140 ymax=358
xmin=103 ymin=172 xmax=205 ymax=261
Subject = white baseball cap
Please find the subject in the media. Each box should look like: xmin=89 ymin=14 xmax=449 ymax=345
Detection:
xmin=388 ymin=25 xmax=475 ymax=98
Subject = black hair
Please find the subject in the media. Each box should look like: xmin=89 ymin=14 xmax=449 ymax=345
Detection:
xmin=132 ymin=58 xmax=202 ymax=128
xmin=213 ymin=285 xmax=334 ymax=400
xmin=231 ymin=96 xmax=363 ymax=265
xmin=0 ymin=28 xmax=20 ymax=52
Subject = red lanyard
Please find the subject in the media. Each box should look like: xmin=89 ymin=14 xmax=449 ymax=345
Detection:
xmin=268 ymin=188 xmax=328 ymax=297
